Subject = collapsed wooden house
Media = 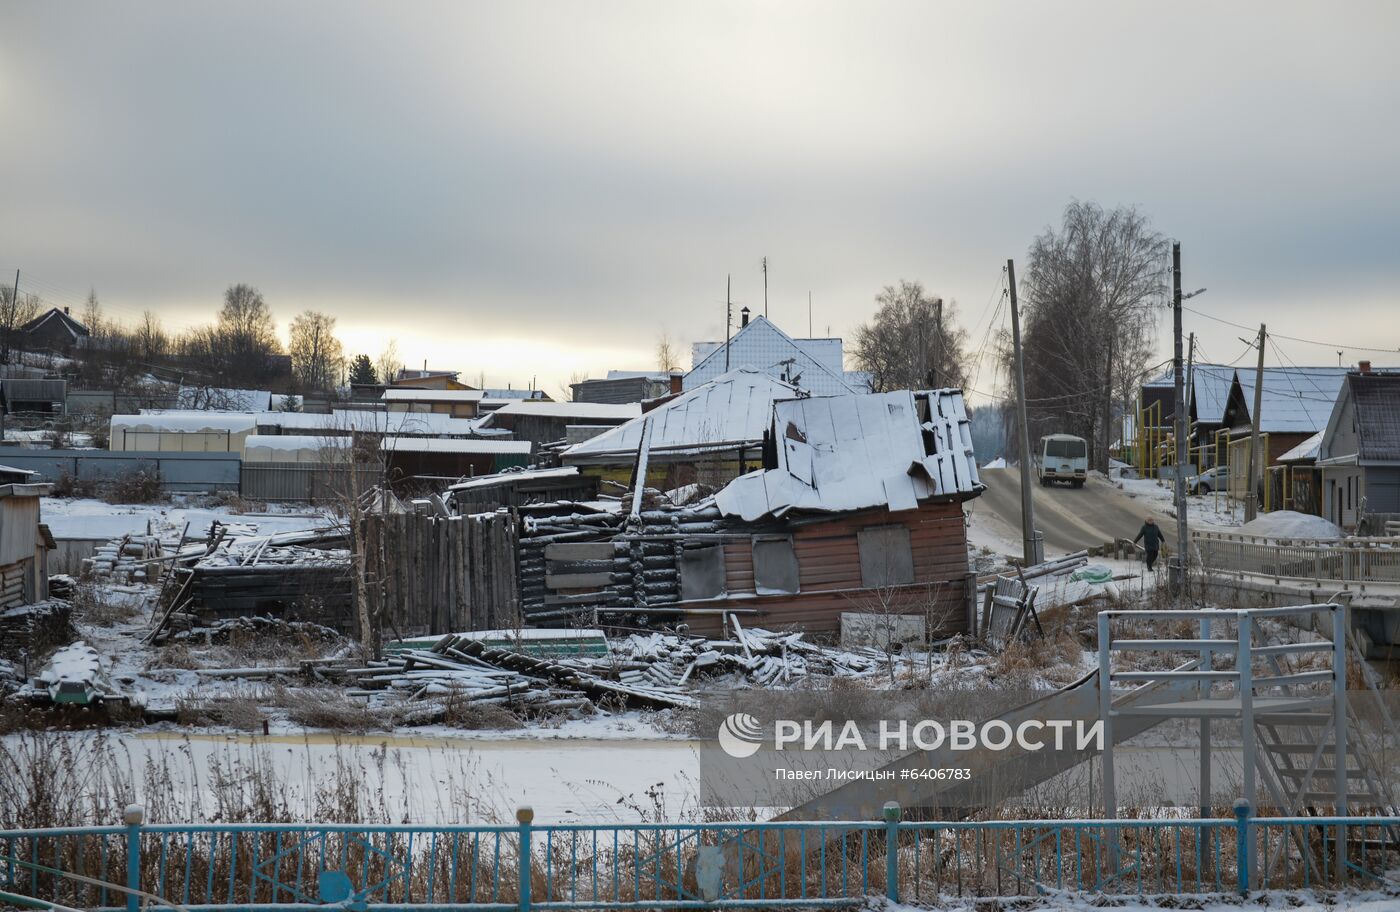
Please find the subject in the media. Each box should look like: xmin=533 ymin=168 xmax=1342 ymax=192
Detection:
xmin=519 ymin=389 xmax=984 ymax=639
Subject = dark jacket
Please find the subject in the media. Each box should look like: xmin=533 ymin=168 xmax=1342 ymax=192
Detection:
xmin=1134 ymin=522 xmax=1164 ymax=550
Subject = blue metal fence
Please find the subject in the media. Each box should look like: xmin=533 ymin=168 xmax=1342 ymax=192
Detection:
xmin=2 ymin=806 xmax=1397 ymax=910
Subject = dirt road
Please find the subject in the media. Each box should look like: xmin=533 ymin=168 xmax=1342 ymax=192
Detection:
xmin=968 ymin=466 xmax=1176 ymax=557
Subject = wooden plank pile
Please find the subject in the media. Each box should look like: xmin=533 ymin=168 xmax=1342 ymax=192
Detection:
xmin=84 ymin=533 xmax=164 ymax=583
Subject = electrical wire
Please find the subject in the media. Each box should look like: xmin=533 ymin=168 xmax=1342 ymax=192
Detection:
xmin=1182 ymin=304 xmax=1399 ymax=355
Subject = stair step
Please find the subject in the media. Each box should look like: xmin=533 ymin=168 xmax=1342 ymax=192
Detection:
xmin=1275 ymin=768 xmax=1368 ymax=780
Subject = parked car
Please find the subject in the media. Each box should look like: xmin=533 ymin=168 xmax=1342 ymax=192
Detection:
xmin=1188 ymin=465 xmax=1228 ymax=494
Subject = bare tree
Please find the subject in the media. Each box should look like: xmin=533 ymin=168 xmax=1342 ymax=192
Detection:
xmin=656 ymin=330 xmax=680 ymax=372
xmin=558 ymin=369 xmax=589 ymax=401
xmin=288 ymin=310 xmax=346 ymax=394
xmin=852 ymin=280 xmax=968 ymax=392
xmin=0 ymin=283 xmax=43 ymax=364
xmin=1010 ymin=201 xmax=1166 ymax=470
xmin=376 ymin=339 xmax=404 ymax=386
xmin=81 ymin=289 xmax=104 ymax=340
xmin=134 ymin=310 xmax=169 ymax=363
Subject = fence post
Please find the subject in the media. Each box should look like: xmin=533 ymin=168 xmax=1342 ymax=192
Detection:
xmin=123 ymin=804 xmax=144 ymax=912
xmin=1233 ymin=798 xmax=1251 ymax=896
xmin=883 ymin=801 xmax=900 ymax=902
xmin=516 ymin=806 xmax=533 ymax=912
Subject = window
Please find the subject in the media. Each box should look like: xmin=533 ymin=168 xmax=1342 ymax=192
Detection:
xmin=857 ymin=525 xmax=915 ymax=588
xmin=679 ymin=544 xmax=726 ymax=601
xmin=752 ymin=535 xmax=800 ymax=595
xmin=1044 ymin=438 xmax=1087 ymax=459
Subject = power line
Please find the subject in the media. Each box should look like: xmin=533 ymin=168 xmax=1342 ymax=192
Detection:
xmin=1182 ymin=304 xmax=1399 ymax=355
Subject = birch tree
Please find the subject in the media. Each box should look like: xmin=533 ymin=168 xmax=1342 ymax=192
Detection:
xmin=289 ymin=310 xmax=345 ymax=393
xmin=1012 ymin=201 xmax=1166 ymax=469
xmin=852 ymin=280 xmax=968 ymax=392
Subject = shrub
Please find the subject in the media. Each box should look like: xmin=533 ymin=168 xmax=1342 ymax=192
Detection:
xmin=51 ymin=470 xmax=99 ymax=499
xmin=102 ymin=470 xmax=166 ymax=504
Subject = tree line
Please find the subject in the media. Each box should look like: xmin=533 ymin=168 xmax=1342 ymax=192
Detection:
xmin=849 ymin=200 xmax=1166 ymax=467
xmin=0 ymin=281 xmax=404 ymax=396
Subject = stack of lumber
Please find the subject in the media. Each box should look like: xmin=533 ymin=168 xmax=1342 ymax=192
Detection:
xmin=84 ymin=534 xmax=164 ymax=582
xmin=0 ymin=600 xmax=72 ymax=654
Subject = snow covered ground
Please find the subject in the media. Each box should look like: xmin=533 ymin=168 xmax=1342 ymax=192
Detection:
xmin=42 ymin=495 xmax=336 ymax=540
xmin=879 ymin=890 xmax=1400 ymax=911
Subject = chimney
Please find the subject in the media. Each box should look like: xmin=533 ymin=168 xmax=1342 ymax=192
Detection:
xmin=1359 ymin=360 xmax=1372 ymax=374
xmin=669 ymin=370 xmax=683 ymax=395
xmin=64 ymin=306 xmax=70 ymax=315
xmin=740 ymin=306 xmax=750 ymax=328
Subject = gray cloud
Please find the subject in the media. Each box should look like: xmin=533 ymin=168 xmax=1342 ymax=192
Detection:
xmin=2 ymin=1 xmax=1397 ymax=388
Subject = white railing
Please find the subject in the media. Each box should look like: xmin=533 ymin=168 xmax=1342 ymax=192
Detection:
xmin=1193 ymin=531 xmax=1400 ymax=584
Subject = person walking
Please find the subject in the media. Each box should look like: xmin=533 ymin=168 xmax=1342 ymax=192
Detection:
xmin=1134 ymin=516 xmax=1164 ymax=571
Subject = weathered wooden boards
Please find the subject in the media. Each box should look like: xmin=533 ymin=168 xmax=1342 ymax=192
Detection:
xmin=360 ymin=510 xmax=520 ymax=637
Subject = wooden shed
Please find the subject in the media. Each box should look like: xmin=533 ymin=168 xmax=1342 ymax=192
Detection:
xmin=0 ymin=480 xmax=53 ymax=607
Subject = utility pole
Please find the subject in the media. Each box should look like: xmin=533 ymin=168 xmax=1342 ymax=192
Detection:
xmin=1007 ymin=259 xmax=1043 ymax=567
xmin=1101 ymin=332 xmax=1114 ymax=474
xmin=762 ymin=257 xmax=768 ymax=319
xmin=932 ymin=298 xmax=944 ymax=388
xmin=1245 ymin=323 xmax=1267 ymax=521
xmin=724 ymin=274 xmax=732 ymax=371
xmin=1170 ymin=243 xmax=1188 ymax=597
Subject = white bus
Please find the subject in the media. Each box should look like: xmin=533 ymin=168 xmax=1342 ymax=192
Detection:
xmin=1039 ymin=434 xmax=1088 ymax=488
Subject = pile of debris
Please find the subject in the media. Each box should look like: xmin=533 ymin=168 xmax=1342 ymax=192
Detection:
xmin=0 ymin=599 xmax=73 ymax=657
xmin=337 ymin=621 xmax=895 ymax=719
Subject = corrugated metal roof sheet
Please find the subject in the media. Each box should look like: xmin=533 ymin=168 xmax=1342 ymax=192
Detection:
xmin=564 ymin=369 xmax=800 ymax=461
xmin=1236 ymin=367 xmax=1347 ymax=434
xmin=1144 ymin=364 xmax=1236 ymax=425
xmin=685 ymin=317 xmax=856 ymax=397
xmin=1350 ymin=372 xmax=1400 ymax=461
xmin=715 ymin=389 xmax=982 ymax=520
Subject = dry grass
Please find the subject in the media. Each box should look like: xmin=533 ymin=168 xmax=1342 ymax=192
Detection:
xmin=278 ymin=687 xmax=395 ymax=731
xmin=71 ymin=582 xmax=144 ymax=626
xmin=175 ymin=693 xmax=265 ymax=731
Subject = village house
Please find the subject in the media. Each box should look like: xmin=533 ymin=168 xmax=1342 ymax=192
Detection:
xmin=1317 ymin=366 xmax=1400 ymax=531
xmin=686 ymin=313 xmax=871 ymax=396
xmin=391 ymin=368 xmax=469 ymax=391
xmin=571 ymin=371 xmax=680 ymax=404
xmin=479 ymin=400 xmax=638 ymax=453
xmin=19 ymin=307 xmax=89 ymax=354
xmin=382 ymin=387 xmax=485 ymax=419
xmin=518 ymin=388 xmax=983 ymax=640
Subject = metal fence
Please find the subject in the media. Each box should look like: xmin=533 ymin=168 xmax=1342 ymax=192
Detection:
xmin=3 ymin=807 xmax=1397 ymax=910
xmin=1193 ymin=531 xmax=1400 ymax=584
xmin=239 ymin=462 xmax=382 ymax=503
xmin=0 ymin=449 xmax=240 ymax=493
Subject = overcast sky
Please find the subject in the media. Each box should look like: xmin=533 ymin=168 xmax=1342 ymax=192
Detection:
xmin=3 ymin=1 xmax=1397 ymax=395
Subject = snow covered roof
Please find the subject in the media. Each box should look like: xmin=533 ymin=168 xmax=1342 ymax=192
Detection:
xmin=447 ymin=466 xmax=581 ymax=491
xmin=1235 ymin=367 xmax=1348 ymax=434
xmin=175 ymin=386 xmax=274 ymax=411
xmin=686 ymin=317 xmax=858 ymax=397
xmin=114 ymin=412 xmax=260 ymax=433
xmin=382 ymin=388 xmax=486 ymax=402
xmin=481 ymin=388 xmax=549 ymax=400
xmin=563 ymin=369 xmax=801 ymax=462
xmin=715 ymin=389 xmax=983 ymax=521
xmin=1276 ymin=431 xmax=1322 ymax=463
xmin=605 ymin=370 xmax=670 ymax=381
xmin=272 ymin=409 xmax=488 ymax=436
xmin=486 ymin=401 xmax=640 ymax=421
xmin=1145 ymin=364 xmax=1236 ymax=425
xmin=382 ymin=437 xmax=531 ymax=455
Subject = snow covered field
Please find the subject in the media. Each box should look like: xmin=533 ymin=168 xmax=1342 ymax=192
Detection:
xmin=42 ymin=495 xmax=336 ymax=540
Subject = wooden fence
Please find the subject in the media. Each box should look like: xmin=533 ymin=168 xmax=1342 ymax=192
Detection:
xmin=1193 ymin=530 xmax=1400 ymax=584
xmin=362 ymin=510 xmax=520 ymax=637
